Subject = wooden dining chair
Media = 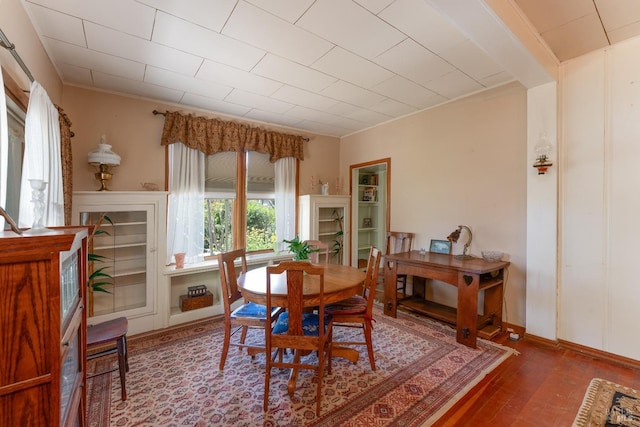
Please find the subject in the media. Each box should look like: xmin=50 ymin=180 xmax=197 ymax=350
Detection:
xmin=263 ymin=261 xmax=330 ymax=416
xmin=304 ymin=239 xmax=329 ymax=265
xmin=386 ymin=231 xmax=415 ymax=297
xmin=326 ymin=246 xmax=382 ymax=371
xmin=217 ymin=249 xmax=282 ymax=370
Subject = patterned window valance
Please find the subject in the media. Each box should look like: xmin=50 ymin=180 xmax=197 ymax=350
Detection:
xmin=160 ymin=111 xmax=304 ymax=162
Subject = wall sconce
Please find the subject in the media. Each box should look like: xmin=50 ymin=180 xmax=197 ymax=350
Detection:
xmin=533 ymin=135 xmax=553 ymax=175
xmin=87 ymin=135 xmax=121 ymax=191
xmin=447 ymin=225 xmax=473 ymax=260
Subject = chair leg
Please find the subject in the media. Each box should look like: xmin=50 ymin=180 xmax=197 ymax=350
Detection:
xmin=116 ymin=336 xmax=127 ymax=401
xmin=219 ymin=320 xmax=231 ymax=370
xmin=123 ymin=335 xmax=129 ymax=372
xmin=364 ymin=321 xmax=376 ymax=371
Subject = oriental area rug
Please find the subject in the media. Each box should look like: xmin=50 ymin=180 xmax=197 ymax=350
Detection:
xmin=573 ymin=378 xmax=640 ymax=427
xmin=86 ymin=307 xmax=516 ymax=426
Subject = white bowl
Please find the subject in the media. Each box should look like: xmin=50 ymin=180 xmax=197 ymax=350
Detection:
xmin=482 ymin=250 xmax=504 ymax=262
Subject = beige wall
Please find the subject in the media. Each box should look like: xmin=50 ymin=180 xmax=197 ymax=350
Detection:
xmin=340 ymin=82 xmax=528 ymax=326
xmin=61 ymin=86 xmax=341 ymax=193
xmin=0 ymin=0 xmax=61 ymax=101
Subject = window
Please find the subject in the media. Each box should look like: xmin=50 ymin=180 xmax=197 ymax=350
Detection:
xmin=204 ymin=151 xmax=278 ymax=256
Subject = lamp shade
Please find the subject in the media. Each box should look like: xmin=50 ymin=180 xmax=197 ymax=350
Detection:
xmin=87 ymin=136 xmax=121 ymax=166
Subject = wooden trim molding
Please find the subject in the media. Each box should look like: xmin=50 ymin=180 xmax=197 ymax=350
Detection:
xmin=2 ymin=66 xmax=29 ymax=111
xmin=557 ymin=339 xmax=640 ymax=370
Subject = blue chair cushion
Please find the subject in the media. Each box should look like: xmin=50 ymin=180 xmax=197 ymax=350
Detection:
xmin=325 ymin=295 xmax=367 ymax=315
xmin=272 ymin=312 xmax=330 ymax=336
xmin=230 ymin=301 xmax=272 ymax=319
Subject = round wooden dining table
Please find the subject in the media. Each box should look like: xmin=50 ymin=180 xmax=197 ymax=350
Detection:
xmin=238 ymin=263 xmax=366 ymax=395
xmin=239 ymin=263 xmax=366 ymax=308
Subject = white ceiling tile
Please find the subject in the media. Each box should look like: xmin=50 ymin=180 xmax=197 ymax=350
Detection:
xmin=353 ymin=0 xmax=395 ymax=15
xmin=478 ymin=71 xmax=514 ymax=88
xmin=321 ymin=81 xmax=387 ymax=108
xmin=311 ymin=47 xmax=394 ymax=88
xmin=271 ymin=86 xmax=339 ymax=111
xmin=596 ymin=0 xmax=640 ymax=32
xmin=378 ymin=0 xmax=467 ymax=54
xmin=225 ymin=89 xmax=294 ymax=114
xmin=438 ymin=40 xmax=504 ymax=81
xmin=373 ymin=75 xmax=444 ymax=108
xmin=145 ymin=67 xmax=232 ymax=100
xmin=341 ymin=106 xmax=393 ymax=125
xmin=43 ymin=37 xmax=145 ymax=80
xmin=152 ymin=12 xmax=264 ymax=72
xmin=252 ymin=54 xmax=336 ymax=92
xmin=58 ymin=63 xmax=93 ymax=86
xmin=297 ymin=0 xmax=406 ymax=59
xmin=137 ymin=0 xmax=236 ymax=32
xmin=244 ymin=0 xmax=315 ymax=23
xmin=608 ymin=21 xmax=640 ymax=44
xmin=286 ymin=105 xmax=342 ymax=124
xmin=24 ymin=0 xmax=156 ymax=39
xmin=244 ymin=109 xmax=305 ymax=128
xmin=24 ymin=3 xmax=86 ymax=47
xmin=514 ymin=0 xmax=596 ymax=33
xmin=374 ymin=39 xmax=454 ymax=87
xmin=85 ymin=22 xmax=202 ymax=76
xmin=92 ymin=71 xmax=184 ymax=102
xmin=541 ymin=13 xmax=609 ymax=61
xmin=369 ymin=98 xmax=417 ymax=117
xmin=181 ymin=93 xmax=252 ymax=117
xmin=296 ymin=120 xmax=349 ymax=137
xmin=425 ymin=70 xmax=484 ymax=99
xmin=222 ymin=1 xmax=333 ymax=66
xmin=197 ymin=60 xmax=282 ymax=96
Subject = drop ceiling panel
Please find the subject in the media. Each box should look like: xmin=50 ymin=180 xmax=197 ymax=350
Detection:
xmin=271 ymin=85 xmax=339 ymax=111
xmin=152 ymin=12 xmax=265 ymax=72
xmin=244 ymin=109 xmax=305 ymax=128
xmin=369 ymin=98 xmax=417 ymax=117
xmin=58 ymin=63 xmax=93 ymax=86
xmin=595 ymin=0 xmax=640 ymax=32
xmin=373 ymin=75 xmax=445 ymax=108
xmin=137 ymin=0 xmax=236 ymax=32
xmin=295 ymin=119 xmax=351 ymax=137
xmin=514 ymin=0 xmax=596 ymax=34
xmin=44 ymin=38 xmax=145 ymax=81
xmin=145 ymin=67 xmax=232 ymax=100
xmin=311 ymin=47 xmax=394 ymax=89
xmin=252 ymin=54 xmax=337 ymax=92
xmin=244 ymin=0 xmax=315 ymax=23
xmin=438 ymin=40 xmax=504 ymax=81
xmin=225 ymin=89 xmax=294 ymax=115
xmin=608 ymin=22 xmax=640 ymax=44
xmin=378 ymin=0 xmax=468 ymax=54
xmin=85 ymin=22 xmax=203 ymax=77
xmin=221 ymin=1 xmax=333 ymax=66
xmin=321 ymin=80 xmax=387 ymax=108
xmin=196 ymin=60 xmax=282 ymax=97
xmin=353 ymin=0 xmax=395 ymax=15
xmin=426 ymin=70 xmax=484 ymax=99
xmin=93 ymin=71 xmax=184 ymax=103
xmin=25 ymin=0 xmax=156 ymax=39
xmin=181 ymin=93 xmax=252 ymax=117
xmin=541 ymin=13 xmax=610 ymax=61
xmin=373 ymin=39 xmax=455 ymax=87
xmin=297 ymin=0 xmax=406 ymax=59
xmin=24 ymin=4 xmax=85 ymax=47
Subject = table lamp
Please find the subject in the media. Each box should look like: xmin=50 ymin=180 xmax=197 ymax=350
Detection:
xmin=87 ymin=135 xmax=121 ymax=191
xmin=447 ymin=225 xmax=473 ymax=260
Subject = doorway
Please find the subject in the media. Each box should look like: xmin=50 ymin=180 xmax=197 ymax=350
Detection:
xmin=349 ymin=158 xmax=390 ymax=267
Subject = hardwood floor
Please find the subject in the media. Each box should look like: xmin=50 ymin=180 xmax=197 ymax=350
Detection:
xmin=433 ymin=333 xmax=640 ymax=426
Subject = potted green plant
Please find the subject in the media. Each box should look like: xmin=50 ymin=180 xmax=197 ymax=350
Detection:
xmin=283 ymin=236 xmax=319 ymax=261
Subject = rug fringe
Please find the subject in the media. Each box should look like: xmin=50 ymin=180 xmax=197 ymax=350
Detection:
xmin=572 ymin=378 xmax=603 ymax=427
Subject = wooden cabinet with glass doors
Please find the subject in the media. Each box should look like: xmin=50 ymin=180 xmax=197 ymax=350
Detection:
xmin=0 ymin=227 xmax=88 ymax=427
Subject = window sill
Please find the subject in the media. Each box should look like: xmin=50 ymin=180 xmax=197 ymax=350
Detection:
xmin=163 ymin=252 xmax=293 ymax=277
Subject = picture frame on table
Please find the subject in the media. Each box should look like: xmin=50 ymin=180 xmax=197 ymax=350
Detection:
xmin=362 ymin=187 xmax=376 ymax=201
xmin=429 ymin=239 xmax=452 ymax=254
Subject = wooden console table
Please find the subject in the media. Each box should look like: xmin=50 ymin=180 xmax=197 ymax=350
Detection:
xmin=383 ymin=251 xmax=510 ymax=348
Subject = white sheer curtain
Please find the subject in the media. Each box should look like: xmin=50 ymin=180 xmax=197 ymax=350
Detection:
xmin=18 ymin=81 xmax=63 ymax=228
xmin=275 ymin=157 xmax=296 ymax=253
xmin=167 ymin=142 xmax=205 ymax=265
xmin=0 ymin=70 xmax=7 ymax=230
